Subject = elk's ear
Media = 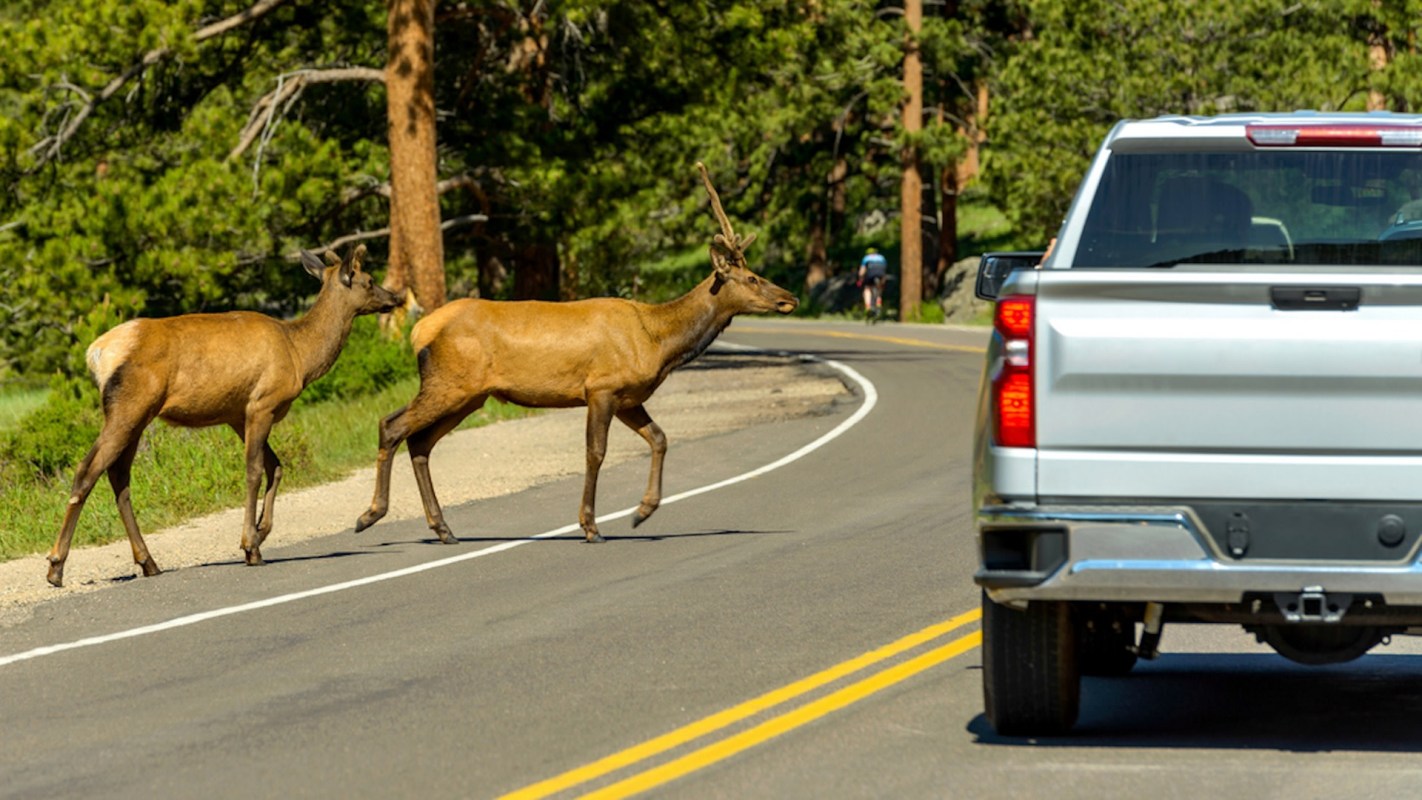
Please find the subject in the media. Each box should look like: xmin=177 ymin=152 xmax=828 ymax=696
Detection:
xmin=709 ymin=241 xmax=736 ymax=280
xmin=300 ymin=250 xmax=325 ymax=280
xmin=346 ymin=243 xmax=368 ymax=273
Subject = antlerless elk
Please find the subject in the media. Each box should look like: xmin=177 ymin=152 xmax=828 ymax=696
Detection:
xmin=46 ymin=245 xmax=403 ymax=587
xmin=355 ymin=163 xmax=798 ymax=543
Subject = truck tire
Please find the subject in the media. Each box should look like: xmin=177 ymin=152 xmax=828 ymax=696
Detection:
xmin=982 ymin=591 xmax=1080 ymax=735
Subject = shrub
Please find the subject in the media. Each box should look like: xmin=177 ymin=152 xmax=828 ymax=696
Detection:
xmin=0 ymin=376 xmax=102 ymax=482
xmin=296 ymin=316 xmax=417 ymax=406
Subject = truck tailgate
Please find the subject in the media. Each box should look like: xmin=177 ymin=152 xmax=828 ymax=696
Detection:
xmin=1035 ymin=269 xmax=1422 ymax=501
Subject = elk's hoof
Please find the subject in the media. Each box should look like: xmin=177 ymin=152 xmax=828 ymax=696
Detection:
xmin=244 ymin=548 xmax=264 ymax=566
xmin=433 ymin=524 xmax=457 ymax=544
xmin=632 ymin=506 xmax=658 ymax=528
xmin=46 ymin=563 xmax=64 ymax=588
xmin=140 ymin=558 xmax=162 ymax=578
xmin=354 ymin=510 xmax=382 ymax=533
xmin=584 ymin=532 xmax=605 ymax=543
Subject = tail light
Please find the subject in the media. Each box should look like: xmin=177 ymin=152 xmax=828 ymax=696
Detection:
xmin=1247 ymin=124 xmax=1422 ymax=148
xmin=992 ymin=295 xmax=1035 ymax=448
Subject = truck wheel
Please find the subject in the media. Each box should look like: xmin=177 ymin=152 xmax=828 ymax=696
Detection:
xmin=982 ymin=590 xmax=1080 ymax=735
xmin=1077 ymin=611 xmax=1138 ymax=677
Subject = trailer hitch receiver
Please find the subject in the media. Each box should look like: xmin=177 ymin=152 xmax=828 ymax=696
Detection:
xmin=1273 ymin=586 xmax=1351 ymax=623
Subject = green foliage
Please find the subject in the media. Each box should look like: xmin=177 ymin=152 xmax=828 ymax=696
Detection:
xmin=957 ymin=187 xmax=1038 ymax=256
xmin=2 ymin=0 xmax=1417 ymax=384
xmin=296 ymin=316 xmax=417 ymax=406
xmin=0 ymin=374 xmax=535 ymax=561
xmin=982 ymin=0 xmax=1389 ymax=239
xmin=0 ymin=382 xmax=48 ymax=432
xmin=905 ymin=300 xmax=946 ymax=325
xmin=1 ymin=0 xmax=392 ymax=375
xmin=0 ymin=376 xmax=101 ymax=482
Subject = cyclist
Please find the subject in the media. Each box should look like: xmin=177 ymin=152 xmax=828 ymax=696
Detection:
xmin=857 ymin=247 xmax=888 ymax=322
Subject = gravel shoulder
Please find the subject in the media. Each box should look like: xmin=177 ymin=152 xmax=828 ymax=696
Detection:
xmin=0 ymin=350 xmax=849 ymax=626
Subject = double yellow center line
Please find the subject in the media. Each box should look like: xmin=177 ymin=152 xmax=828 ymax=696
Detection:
xmin=501 ymin=326 xmax=985 ymax=798
xmin=500 ymin=608 xmax=982 ymax=800
xmin=736 ymin=325 xmax=988 ymax=355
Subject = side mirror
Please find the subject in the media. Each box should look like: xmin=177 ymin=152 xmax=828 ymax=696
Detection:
xmin=975 ymin=251 xmax=1046 ymax=300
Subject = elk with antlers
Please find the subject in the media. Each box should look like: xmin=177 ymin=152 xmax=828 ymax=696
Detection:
xmin=355 ymin=163 xmax=798 ymax=543
xmin=46 ymin=245 xmax=403 ymax=587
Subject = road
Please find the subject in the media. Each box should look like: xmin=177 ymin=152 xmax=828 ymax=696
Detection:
xmin=4 ymin=317 xmax=1422 ymax=799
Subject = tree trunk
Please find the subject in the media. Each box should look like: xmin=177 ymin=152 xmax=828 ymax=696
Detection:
xmin=938 ymin=163 xmax=959 ymax=284
xmin=805 ymin=162 xmax=829 ymax=293
xmin=958 ymin=81 xmax=989 ymax=189
xmin=830 ymin=156 xmax=848 ymax=245
xmin=899 ymin=0 xmax=924 ymax=320
xmin=1368 ymin=2 xmax=1390 ymax=112
xmin=386 ymin=0 xmax=445 ymax=311
xmin=478 ymin=249 xmax=508 ymax=299
xmin=921 ymin=150 xmax=940 ymax=299
xmin=513 ymin=242 xmax=560 ymax=301
xmin=805 ymin=215 xmax=829 ymax=293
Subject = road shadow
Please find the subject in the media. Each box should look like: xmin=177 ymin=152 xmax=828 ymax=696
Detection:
xmin=363 ymin=528 xmax=793 ymax=546
xmin=684 ymin=351 xmax=809 ymax=371
xmin=756 ymin=347 xmax=947 ymax=365
xmin=200 ymin=550 xmax=381 ymax=568
xmin=967 ymin=652 xmax=1422 ymax=752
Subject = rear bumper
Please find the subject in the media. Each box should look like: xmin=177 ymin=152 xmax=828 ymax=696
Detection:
xmin=976 ymin=505 xmax=1422 ymax=606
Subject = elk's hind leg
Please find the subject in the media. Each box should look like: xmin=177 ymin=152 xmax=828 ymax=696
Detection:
xmin=617 ymin=404 xmax=667 ymax=528
xmin=355 ymin=403 xmax=411 ymax=532
xmin=240 ymin=412 xmax=277 ymax=566
xmin=47 ymin=405 xmax=155 ymax=587
xmin=357 ymin=383 xmax=476 ymax=533
xmin=108 ymin=435 xmax=160 ymax=578
xmin=579 ymin=394 xmax=617 ymax=543
xmin=254 ymin=441 xmax=282 ymax=546
xmin=406 ymin=395 xmax=487 ymax=544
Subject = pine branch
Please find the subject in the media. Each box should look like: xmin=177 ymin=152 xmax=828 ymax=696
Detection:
xmin=229 ymin=67 xmax=387 ymax=162
xmin=282 ymin=214 xmax=488 ymax=260
xmin=27 ymin=0 xmax=293 ymax=169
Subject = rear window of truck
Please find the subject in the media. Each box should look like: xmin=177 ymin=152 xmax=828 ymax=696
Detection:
xmin=1077 ymin=151 xmax=1422 ymax=267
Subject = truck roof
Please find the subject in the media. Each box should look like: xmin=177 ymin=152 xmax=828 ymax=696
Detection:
xmin=1108 ymin=112 xmax=1422 ymax=151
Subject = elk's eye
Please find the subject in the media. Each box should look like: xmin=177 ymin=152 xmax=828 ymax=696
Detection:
xmin=748 ymin=275 xmax=760 ymax=286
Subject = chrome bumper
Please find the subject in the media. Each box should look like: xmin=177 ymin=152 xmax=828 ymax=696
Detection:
xmin=977 ymin=506 xmax=1422 ymax=606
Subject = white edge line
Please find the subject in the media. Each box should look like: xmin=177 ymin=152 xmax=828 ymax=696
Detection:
xmin=0 ymin=350 xmax=877 ymax=668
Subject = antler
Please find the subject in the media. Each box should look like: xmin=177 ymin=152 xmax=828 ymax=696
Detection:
xmin=696 ymin=162 xmax=757 ymax=252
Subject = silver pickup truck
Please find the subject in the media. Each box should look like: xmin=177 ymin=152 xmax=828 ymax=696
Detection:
xmin=973 ymin=112 xmax=1422 ymax=735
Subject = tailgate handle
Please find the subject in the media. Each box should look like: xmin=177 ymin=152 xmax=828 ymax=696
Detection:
xmin=1270 ymin=286 xmax=1361 ymax=311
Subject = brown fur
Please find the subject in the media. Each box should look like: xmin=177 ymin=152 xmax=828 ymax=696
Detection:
xmin=356 ymin=166 xmax=798 ymax=543
xmin=45 ymin=245 xmax=403 ymax=587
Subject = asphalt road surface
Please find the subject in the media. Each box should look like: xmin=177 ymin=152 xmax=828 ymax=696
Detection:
xmin=4 ymin=318 xmax=1422 ymax=800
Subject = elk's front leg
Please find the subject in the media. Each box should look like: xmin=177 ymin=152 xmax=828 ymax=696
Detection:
xmin=617 ymin=404 xmax=667 ymax=528
xmin=580 ymin=395 xmax=616 ymax=542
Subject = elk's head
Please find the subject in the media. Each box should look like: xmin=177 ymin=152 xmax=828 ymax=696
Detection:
xmin=300 ymin=244 xmax=405 ymax=316
xmin=698 ymin=162 xmax=798 ymax=316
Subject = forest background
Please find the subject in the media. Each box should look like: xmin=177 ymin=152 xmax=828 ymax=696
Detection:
xmin=2 ymin=0 xmax=1422 ymax=559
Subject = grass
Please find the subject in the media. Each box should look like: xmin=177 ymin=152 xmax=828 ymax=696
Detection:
xmin=0 ymin=377 xmax=535 ymax=562
xmin=957 ymin=191 xmax=1035 ymax=257
xmin=0 ymin=384 xmax=49 ymax=432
